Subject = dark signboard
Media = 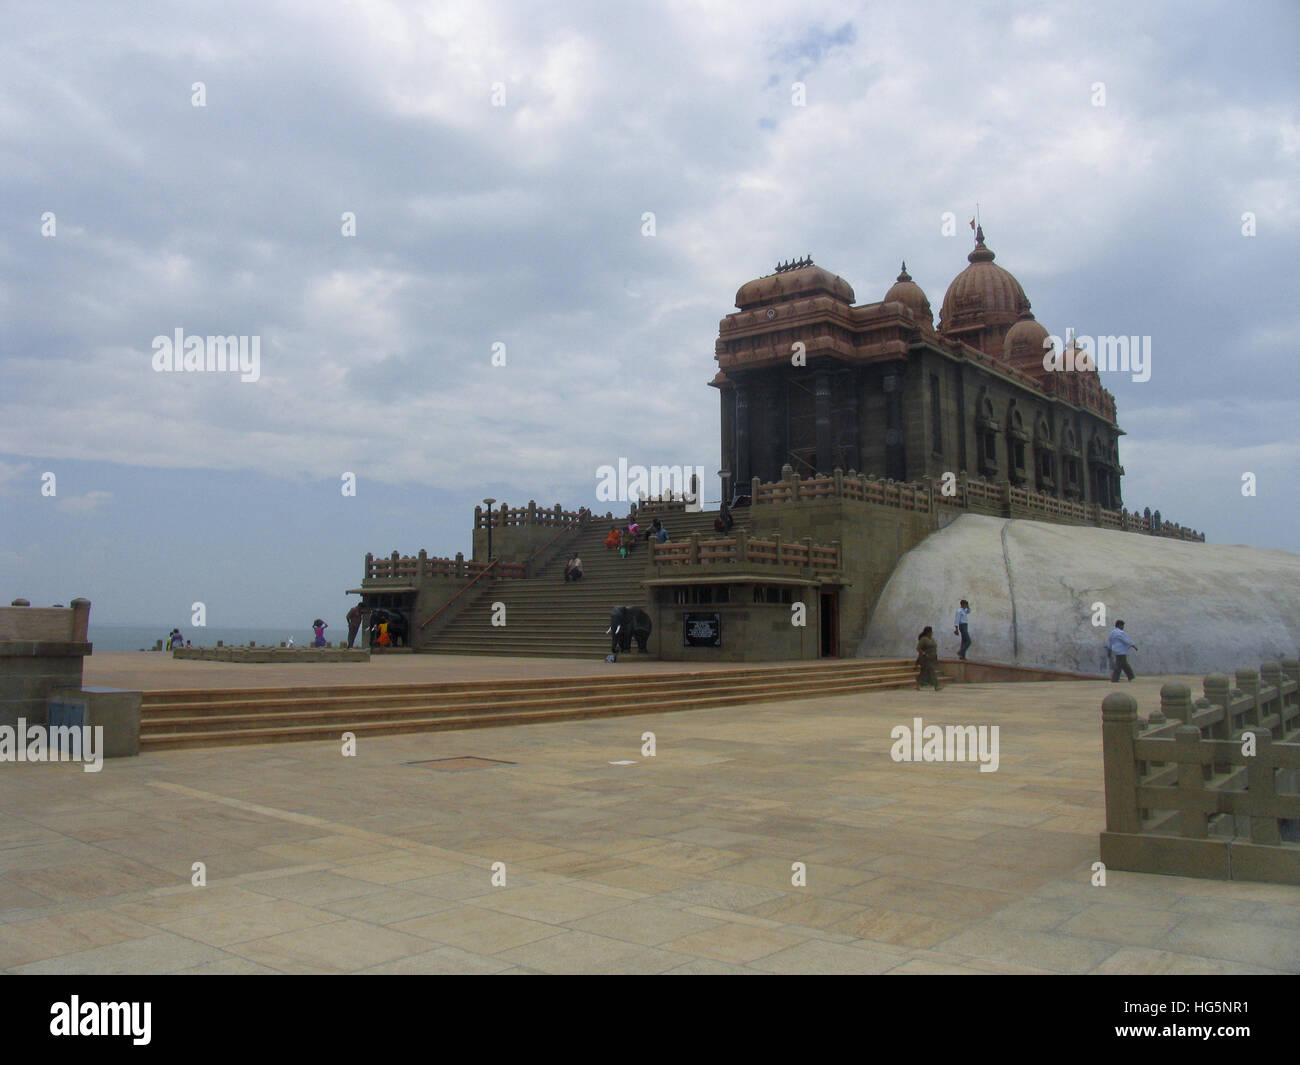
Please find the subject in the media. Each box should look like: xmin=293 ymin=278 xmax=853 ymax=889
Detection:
xmin=683 ymin=612 xmax=722 ymax=647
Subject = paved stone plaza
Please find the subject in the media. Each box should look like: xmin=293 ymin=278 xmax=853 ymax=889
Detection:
xmin=2 ymin=661 xmax=1297 ymax=974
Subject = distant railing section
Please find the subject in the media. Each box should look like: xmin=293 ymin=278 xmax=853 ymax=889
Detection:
xmin=474 ymin=501 xmax=590 ymax=530
xmin=1100 ymin=659 xmax=1300 ymax=882
xmin=364 ymin=550 xmax=526 ymax=582
xmin=747 ymin=466 xmax=1204 ymax=542
xmin=650 ymin=529 xmax=840 ymax=573
xmin=634 ymin=495 xmax=692 ymax=517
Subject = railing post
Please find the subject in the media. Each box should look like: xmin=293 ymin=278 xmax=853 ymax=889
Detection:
xmin=365 ymin=552 xmax=373 ymax=579
xmin=1236 ymin=668 xmax=1261 ymax=727
xmin=1101 ymin=692 xmax=1141 ymax=834
xmin=1243 ymin=729 xmax=1280 ymax=844
xmin=418 ymin=548 xmax=428 ymax=576
xmin=800 ymin=536 xmax=813 ymax=572
xmin=833 ymin=467 xmax=843 ymax=497
xmin=735 ymin=528 xmax=748 ymax=563
xmin=1174 ymin=725 xmax=1207 ymax=838
xmin=773 ymin=532 xmax=783 ymax=564
xmin=1160 ymin=681 xmax=1191 ymax=724
xmin=689 ymin=532 xmax=700 ymax=565
xmin=751 ymin=475 xmax=761 ymax=503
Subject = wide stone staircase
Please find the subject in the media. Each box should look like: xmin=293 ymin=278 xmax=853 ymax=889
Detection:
xmin=419 ymin=509 xmax=743 ymax=659
xmin=137 ymin=657 xmax=919 ymax=751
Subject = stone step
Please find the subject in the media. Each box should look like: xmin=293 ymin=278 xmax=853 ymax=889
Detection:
xmin=138 ymin=664 xmax=915 ymax=750
xmin=141 ymin=660 xmax=911 ymax=708
xmin=141 ymin=674 xmax=918 ymax=734
xmin=141 ymin=663 xmax=915 ymax=717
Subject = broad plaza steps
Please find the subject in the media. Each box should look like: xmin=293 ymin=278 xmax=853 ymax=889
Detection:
xmin=137 ymin=658 xmax=918 ymax=751
xmin=861 ymin=514 xmax=1300 ymax=676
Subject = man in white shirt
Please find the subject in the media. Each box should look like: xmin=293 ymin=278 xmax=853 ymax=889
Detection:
xmin=953 ymin=600 xmax=972 ymax=660
xmin=1107 ymin=620 xmax=1138 ymax=682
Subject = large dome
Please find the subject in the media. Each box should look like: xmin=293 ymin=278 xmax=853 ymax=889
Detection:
xmin=883 ymin=262 xmax=933 ymax=327
xmin=938 ymin=227 xmax=1030 ymax=337
xmin=735 ymin=261 xmax=854 ymax=309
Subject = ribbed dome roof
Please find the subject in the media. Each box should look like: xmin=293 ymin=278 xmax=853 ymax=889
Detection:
xmin=938 ymin=227 xmax=1029 ymax=334
xmin=1003 ymin=310 xmax=1050 ymax=361
xmin=883 ymin=262 xmax=932 ymax=326
xmin=735 ymin=262 xmax=854 ymax=309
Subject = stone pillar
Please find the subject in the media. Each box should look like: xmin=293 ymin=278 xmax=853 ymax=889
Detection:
xmin=814 ymin=370 xmax=832 ymax=475
xmin=882 ymin=367 xmax=906 ymax=482
xmin=735 ymin=380 xmax=752 ymax=489
xmin=842 ymin=372 xmax=860 ymax=473
xmin=765 ymin=376 xmax=785 ymax=484
xmin=1101 ymin=692 xmax=1140 ymax=834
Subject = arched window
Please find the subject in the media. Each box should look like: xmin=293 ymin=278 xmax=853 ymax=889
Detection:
xmin=975 ymin=390 xmax=999 ymax=476
xmin=1034 ymin=415 xmax=1057 ymax=493
xmin=1007 ymin=402 xmax=1028 ymax=484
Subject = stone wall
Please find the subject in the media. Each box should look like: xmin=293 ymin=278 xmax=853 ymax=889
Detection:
xmin=0 ymin=598 xmax=92 ymax=730
xmin=648 ymin=597 xmax=822 ymax=662
xmin=745 ymin=496 xmax=932 ymax=657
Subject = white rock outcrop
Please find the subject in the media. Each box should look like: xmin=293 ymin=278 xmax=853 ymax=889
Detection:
xmin=859 ymin=514 xmax=1300 ymax=676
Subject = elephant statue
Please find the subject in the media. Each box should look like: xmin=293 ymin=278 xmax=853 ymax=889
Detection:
xmin=608 ymin=606 xmax=653 ymax=656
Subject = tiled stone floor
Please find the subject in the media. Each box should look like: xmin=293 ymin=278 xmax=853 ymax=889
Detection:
xmin=2 ymin=673 xmax=1297 ymax=974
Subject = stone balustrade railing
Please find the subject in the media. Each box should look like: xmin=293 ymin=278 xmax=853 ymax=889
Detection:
xmin=747 ymin=467 xmax=1204 ymax=542
xmin=649 ymin=529 xmax=840 ymax=573
xmin=1100 ymin=659 xmax=1300 ymax=883
xmin=364 ymin=551 xmax=526 ymax=582
xmin=474 ymin=501 xmax=590 ymax=530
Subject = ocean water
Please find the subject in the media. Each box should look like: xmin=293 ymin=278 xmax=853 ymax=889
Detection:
xmin=88 ymin=624 xmax=341 ymax=652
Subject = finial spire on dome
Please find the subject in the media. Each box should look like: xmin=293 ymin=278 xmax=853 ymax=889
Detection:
xmin=968 ymin=223 xmax=995 ymax=263
xmin=897 ymin=261 xmax=911 ymax=282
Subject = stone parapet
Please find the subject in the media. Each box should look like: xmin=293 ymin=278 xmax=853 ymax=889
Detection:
xmin=1100 ymin=658 xmax=1300 ymax=883
xmin=173 ymin=647 xmax=370 ymax=663
xmin=748 ymin=466 xmax=1204 ymax=543
xmin=0 ymin=599 xmax=93 ymax=729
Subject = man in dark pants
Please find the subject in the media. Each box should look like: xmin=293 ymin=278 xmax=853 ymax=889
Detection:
xmin=345 ymin=601 xmax=364 ymax=649
xmin=1108 ymin=620 xmax=1138 ymax=681
xmin=954 ymin=599 xmax=972 ymax=660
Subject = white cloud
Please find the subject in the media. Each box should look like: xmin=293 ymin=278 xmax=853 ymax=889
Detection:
xmin=55 ymin=490 xmax=114 ymax=515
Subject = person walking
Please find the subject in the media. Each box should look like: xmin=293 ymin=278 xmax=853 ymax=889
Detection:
xmin=1108 ymin=620 xmax=1138 ymax=682
xmin=915 ymin=626 xmax=941 ymax=690
xmin=954 ymin=599 xmax=972 ymax=660
xmin=346 ymin=602 xmax=364 ymax=648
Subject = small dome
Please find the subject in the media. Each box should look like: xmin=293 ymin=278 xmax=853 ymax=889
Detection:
xmin=1003 ymin=309 xmax=1050 ymax=372
xmin=883 ymin=261 xmax=932 ymax=325
xmin=736 ymin=260 xmax=854 ymax=309
xmin=938 ymin=227 xmax=1030 ymax=335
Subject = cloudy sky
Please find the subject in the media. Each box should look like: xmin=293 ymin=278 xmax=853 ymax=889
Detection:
xmin=1 ymin=0 xmax=1296 ymax=629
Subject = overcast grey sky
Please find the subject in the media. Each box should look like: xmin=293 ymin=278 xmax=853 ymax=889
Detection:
xmin=1 ymin=0 xmax=1297 ymax=628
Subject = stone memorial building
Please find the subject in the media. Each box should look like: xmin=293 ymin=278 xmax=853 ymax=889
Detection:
xmin=712 ymin=228 xmax=1124 ymax=509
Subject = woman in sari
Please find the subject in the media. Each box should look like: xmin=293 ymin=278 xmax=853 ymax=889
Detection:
xmin=915 ymin=626 xmax=940 ymax=690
